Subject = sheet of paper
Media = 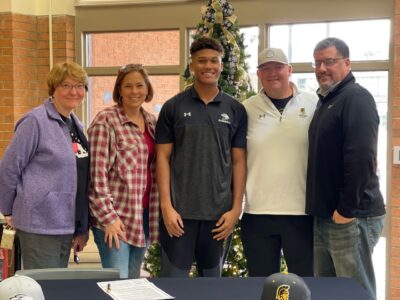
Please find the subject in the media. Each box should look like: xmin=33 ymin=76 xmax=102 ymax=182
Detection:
xmin=97 ymin=278 xmax=174 ymax=300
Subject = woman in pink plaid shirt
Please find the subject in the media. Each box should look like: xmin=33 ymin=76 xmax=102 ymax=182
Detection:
xmin=88 ymin=64 xmax=159 ymax=278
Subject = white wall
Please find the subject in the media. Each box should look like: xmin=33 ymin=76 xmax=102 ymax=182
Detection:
xmin=0 ymin=0 xmax=193 ymax=15
xmin=0 ymin=0 xmax=75 ymax=16
xmin=76 ymin=0 xmax=193 ymax=5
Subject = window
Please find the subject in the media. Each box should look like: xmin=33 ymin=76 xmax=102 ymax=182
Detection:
xmin=270 ymin=19 xmax=390 ymax=63
xmin=83 ymin=30 xmax=182 ymax=123
xmin=86 ymin=31 xmax=180 ymax=67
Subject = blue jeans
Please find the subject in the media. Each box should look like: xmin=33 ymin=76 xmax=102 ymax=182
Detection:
xmin=314 ymin=215 xmax=384 ymax=300
xmin=92 ymin=209 xmax=149 ymax=279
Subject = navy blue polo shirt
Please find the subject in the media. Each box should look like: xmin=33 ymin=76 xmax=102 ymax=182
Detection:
xmin=156 ymin=86 xmax=247 ymax=220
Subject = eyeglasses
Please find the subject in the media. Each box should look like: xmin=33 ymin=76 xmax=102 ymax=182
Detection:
xmin=118 ymin=64 xmax=144 ymax=75
xmin=59 ymin=82 xmax=86 ymax=92
xmin=312 ymin=57 xmax=345 ymax=68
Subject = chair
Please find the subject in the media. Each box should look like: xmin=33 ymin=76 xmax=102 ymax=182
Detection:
xmin=15 ymin=268 xmax=120 ymax=280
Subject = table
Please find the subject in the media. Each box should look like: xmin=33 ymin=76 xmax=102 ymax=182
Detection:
xmin=38 ymin=277 xmax=373 ymax=299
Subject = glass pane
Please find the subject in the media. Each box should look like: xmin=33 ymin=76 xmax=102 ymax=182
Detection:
xmin=86 ymin=31 xmax=180 ymax=67
xmin=270 ymin=23 xmax=326 ymax=63
xmin=291 ymin=23 xmax=327 ymax=63
xmin=240 ymin=26 xmax=259 ymax=92
xmin=290 ymin=73 xmax=318 ymax=94
xmin=269 ymin=25 xmax=289 ymax=56
xmin=87 ymin=75 xmax=180 ymax=123
xmin=88 ymin=76 xmax=115 ymax=122
xmin=146 ymin=75 xmax=180 ymax=115
xmin=330 ymin=20 xmax=390 ymax=61
xmin=374 ymin=237 xmax=386 ymax=300
xmin=270 ymin=19 xmax=390 ymax=63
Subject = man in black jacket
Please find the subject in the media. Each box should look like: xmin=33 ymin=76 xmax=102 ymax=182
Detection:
xmin=306 ymin=37 xmax=386 ymax=300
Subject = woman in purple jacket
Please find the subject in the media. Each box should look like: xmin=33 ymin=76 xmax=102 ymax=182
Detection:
xmin=0 ymin=62 xmax=90 ymax=269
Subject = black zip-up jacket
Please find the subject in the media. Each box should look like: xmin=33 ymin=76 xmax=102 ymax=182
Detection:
xmin=306 ymin=72 xmax=386 ymax=218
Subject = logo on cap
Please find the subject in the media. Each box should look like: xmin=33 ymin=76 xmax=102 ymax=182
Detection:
xmin=258 ymin=48 xmax=289 ymax=66
xmin=275 ymin=284 xmax=290 ymax=300
xmin=260 ymin=272 xmax=311 ymax=300
xmin=265 ymin=49 xmax=276 ymax=58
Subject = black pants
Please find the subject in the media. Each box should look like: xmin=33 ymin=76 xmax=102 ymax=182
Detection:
xmin=241 ymin=214 xmax=313 ymax=277
xmin=159 ymin=219 xmax=226 ymax=277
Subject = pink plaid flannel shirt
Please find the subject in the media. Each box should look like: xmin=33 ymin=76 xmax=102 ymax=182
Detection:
xmin=88 ymin=105 xmax=159 ymax=247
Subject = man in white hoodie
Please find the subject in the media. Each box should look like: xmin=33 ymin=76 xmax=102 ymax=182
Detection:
xmin=241 ymin=47 xmax=317 ymax=276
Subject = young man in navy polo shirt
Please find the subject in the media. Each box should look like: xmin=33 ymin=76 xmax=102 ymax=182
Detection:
xmin=155 ymin=36 xmax=247 ymax=277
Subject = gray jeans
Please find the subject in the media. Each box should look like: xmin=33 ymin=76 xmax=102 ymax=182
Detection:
xmin=314 ymin=215 xmax=384 ymax=300
xmin=17 ymin=230 xmax=73 ymax=269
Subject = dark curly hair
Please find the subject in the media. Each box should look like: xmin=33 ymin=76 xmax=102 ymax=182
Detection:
xmin=190 ymin=36 xmax=224 ymax=57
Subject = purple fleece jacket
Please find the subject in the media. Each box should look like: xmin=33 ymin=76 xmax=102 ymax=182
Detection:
xmin=0 ymin=98 xmax=81 ymax=235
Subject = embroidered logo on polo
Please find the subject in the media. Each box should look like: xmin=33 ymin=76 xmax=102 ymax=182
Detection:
xmin=298 ymin=107 xmax=308 ymax=118
xmin=259 ymin=113 xmax=266 ymax=119
xmin=184 ymin=112 xmax=191 ymax=117
xmin=218 ymin=113 xmax=231 ymax=124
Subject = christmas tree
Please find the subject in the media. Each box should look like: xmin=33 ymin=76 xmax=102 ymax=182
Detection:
xmin=143 ymin=0 xmax=255 ymax=277
xmin=184 ymin=0 xmax=254 ymax=101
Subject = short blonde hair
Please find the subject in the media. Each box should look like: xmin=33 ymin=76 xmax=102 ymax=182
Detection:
xmin=47 ymin=62 xmax=88 ymax=96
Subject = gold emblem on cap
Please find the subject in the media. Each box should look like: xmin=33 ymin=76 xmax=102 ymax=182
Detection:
xmin=276 ymin=284 xmax=290 ymax=300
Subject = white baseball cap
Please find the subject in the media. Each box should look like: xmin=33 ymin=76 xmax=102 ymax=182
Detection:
xmin=258 ymin=47 xmax=289 ymax=67
xmin=0 ymin=275 xmax=45 ymax=300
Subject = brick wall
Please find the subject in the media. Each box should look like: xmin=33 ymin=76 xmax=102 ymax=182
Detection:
xmin=0 ymin=13 xmax=75 ymax=158
xmin=0 ymin=13 xmax=14 ymax=156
